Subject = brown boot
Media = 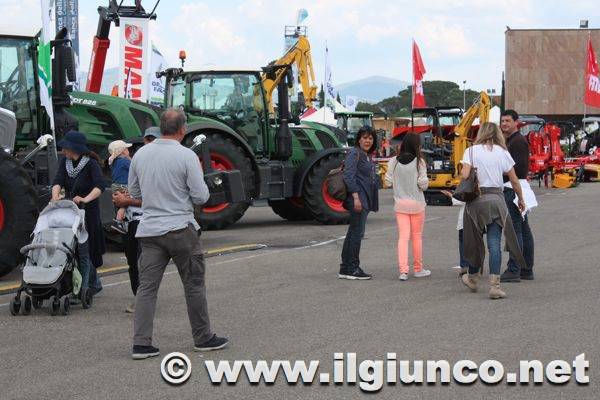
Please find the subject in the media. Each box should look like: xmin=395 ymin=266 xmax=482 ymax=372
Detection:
xmin=489 ymin=274 xmax=506 ymax=299
xmin=461 ymin=273 xmax=479 ymax=292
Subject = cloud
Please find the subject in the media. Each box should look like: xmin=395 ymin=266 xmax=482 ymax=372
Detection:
xmin=416 ymin=17 xmax=473 ymax=58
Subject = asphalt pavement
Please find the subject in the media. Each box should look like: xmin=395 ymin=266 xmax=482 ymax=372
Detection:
xmin=0 ymin=185 xmax=598 ymax=399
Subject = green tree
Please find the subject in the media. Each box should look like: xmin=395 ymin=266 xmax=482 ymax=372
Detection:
xmin=318 ymin=84 xmax=325 ymax=108
xmin=356 ymin=102 xmax=382 ymax=114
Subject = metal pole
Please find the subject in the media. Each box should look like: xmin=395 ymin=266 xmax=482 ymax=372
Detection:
xmin=463 ymin=80 xmax=467 ymax=111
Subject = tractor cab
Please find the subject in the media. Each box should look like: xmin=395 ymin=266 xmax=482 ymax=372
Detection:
xmin=163 ymin=68 xmax=270 ymax=156
xmin=0 ymin=32 xmax=45 ymax=147
xmin=334 ymin=111 xmax=373 ymax=145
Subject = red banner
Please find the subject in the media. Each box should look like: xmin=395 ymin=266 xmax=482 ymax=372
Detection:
xmin=412 ymin=40 xmax=427 ymax=109
xmin=585 ymin=38 xmax=600 ymax=108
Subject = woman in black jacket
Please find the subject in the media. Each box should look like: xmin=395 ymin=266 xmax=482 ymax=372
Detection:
xmin=51 ymin=131 xmax=105 ymax=294
xmin=339 ymin=126 xmax=379 ymax=280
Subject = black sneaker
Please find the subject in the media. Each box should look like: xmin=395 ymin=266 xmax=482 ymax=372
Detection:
xmin=338 ymin=266 xmax=350 ymax=279
xmin=132 ymin=345 xmax=160 ymax=360
xmin=345 ymin=267 xmax=372 ymax=280
xmin=110 ymin=220 xmax=128 ymax=234
xmin=500 ymin=270 xmax=521 ymax=283
xmin=194 ymin=334 xmax=229 ymax=352
xmin=520 ymin=271 xmax=534 ymax=280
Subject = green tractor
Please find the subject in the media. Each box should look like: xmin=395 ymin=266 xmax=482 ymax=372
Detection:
xmin=160 ymin=65 xmax=350 ymax=229
xmin=0 ymin=28 xmax=159 ymax=277
xmin=333 ymin=111 xmax=374 ymax=146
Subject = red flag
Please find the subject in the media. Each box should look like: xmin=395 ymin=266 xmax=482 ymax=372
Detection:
xmin=585 ymin=38 xmax=600 ymax=108
xmin=412 ymin=40 xmax=427 ymax=109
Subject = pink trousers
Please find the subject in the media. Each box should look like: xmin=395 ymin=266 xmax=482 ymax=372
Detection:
xmin=395 ymin=211 xmax=425 ymax=274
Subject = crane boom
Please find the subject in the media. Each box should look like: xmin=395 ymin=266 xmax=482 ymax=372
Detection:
xmin=452 ymin=91 xmax=491 ymax=174
xmin=262 ymin=36 xmax=318 ymax=114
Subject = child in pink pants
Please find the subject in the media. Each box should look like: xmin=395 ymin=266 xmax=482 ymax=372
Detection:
xmin=384 ymin=133 xmax=431 ymax=281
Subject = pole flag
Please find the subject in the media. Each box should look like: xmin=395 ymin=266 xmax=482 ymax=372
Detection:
xmin=325 ymin=45 xmax=335 ymax=104
xmin=118 ymin=17 xmax=150 ymax=101
xmin=149 ymin=43 xmax=166 ymax=106
xmin=412 ymin=39 xmax=427 ymax=109
xmin=584 ymin=38 xmax=600 ymax=109
xmin=39 ymin=0 xmax=55 ymax=131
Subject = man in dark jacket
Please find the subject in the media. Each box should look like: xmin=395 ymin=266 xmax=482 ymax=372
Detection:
xmin=500 ymin=110 xmax=535 ymax=282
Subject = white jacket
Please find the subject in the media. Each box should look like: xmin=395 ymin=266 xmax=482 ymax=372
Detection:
xmin=385 ymin=157 xmax=429 ymax=214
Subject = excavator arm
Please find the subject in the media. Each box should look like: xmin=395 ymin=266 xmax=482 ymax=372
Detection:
xmin=452 ymin=91 xmax=491 ymax=174
xmin=261 ymin=36 xmax=318 ymax=115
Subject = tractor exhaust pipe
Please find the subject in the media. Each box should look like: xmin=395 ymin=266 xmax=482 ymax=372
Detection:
xmin=274 ymin=71 xmax=293 ymax=160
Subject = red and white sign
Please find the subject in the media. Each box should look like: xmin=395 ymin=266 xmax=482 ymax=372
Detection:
xmin=585 ymin=38 xmax=600 ymax=109
xmin=119 ymin=18 xmax=150 ymax=101
xmin=412 ymin=40 xmax=427 ymax=109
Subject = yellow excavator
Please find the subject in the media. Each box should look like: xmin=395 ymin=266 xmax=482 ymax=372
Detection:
xmin=261 ymin=35 xmax=318 ymax=116
xmin=421 ymin=92 xmax=491 ymax=203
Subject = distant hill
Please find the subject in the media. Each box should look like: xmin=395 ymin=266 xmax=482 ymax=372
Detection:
xmin=336 ymin=76 xmax=409 ymax=103
xmin=78 ymin=67 xmax=120 ymax=94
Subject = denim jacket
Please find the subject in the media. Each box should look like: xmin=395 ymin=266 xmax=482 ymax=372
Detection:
xmin=342 ymin=148 xmax=379 ymax=212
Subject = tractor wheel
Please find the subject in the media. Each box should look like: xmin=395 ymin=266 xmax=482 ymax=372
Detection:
xmin=185 ymin=132 xmax=254 ymax=230
xmin=303 ymin=153 xmax=349 ymax=225
xmin=269 ymin=198 xmax=313 ymax=221
xmin=0 ymin=151 xmax=38 ymax=277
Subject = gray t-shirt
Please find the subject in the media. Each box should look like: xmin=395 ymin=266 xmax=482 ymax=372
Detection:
xmin=128 ymin=139 xmax=210 ymax=238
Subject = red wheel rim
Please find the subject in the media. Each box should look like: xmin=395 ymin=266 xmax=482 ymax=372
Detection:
xmin=0 ymin=197 xmax=4 ymax=231
xmin=201 ymin=153 xmax=234 ymax=213
xmin=321 ymin=181 xmax=345 ymax=213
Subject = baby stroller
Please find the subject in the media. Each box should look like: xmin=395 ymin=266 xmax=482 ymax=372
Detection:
xmin=9 ymin=200 xmax=93 ymax=316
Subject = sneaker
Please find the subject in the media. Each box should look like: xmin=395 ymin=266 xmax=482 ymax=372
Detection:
xmin=194 ymin=334 xmax=229 ymax=352
xmin=337 ymin=267 xmax=350 ymax=279
xmin=414 ymin=269 xmax=432 ymax=278
xmin=344 ymin=268 xmax=372 ymax=280
xmin=132 ymin=345 xmax=160 ymax=360
xmin=520 ymin=271 xmax=534 ymax=280
xmin=125 ymin=303 xmax=135 ymax=313
xmin=500 ymin=269 xmax=521 ymax=283
xmin=399 ymin=273 xmax=408 ymax=281
xmin=110 ymin=220 xmax=128 ymax=234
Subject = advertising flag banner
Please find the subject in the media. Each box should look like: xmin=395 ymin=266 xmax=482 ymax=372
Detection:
xmin=412 ymin=40 xmax=427 ymax=109
xmin=149 ymin=43 xmax=166 ymax=106
xmin=584 ymin=38 xmax=600 ymax=108
xmin=118 ymin=17 xmax=150 ymax=101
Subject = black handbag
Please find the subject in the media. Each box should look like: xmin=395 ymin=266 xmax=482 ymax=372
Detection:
xmin=453 ymin=146 xmax=480 ymax=202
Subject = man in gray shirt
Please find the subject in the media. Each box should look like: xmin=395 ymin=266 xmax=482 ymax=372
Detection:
xmin=128 ymin=108 xmax=229 ymax=359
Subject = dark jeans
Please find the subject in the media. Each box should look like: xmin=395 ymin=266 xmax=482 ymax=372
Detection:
xmin=468 ymin=222 xmax=502 ymax=275
xmin=458 ymin=229 xmax=471 ymax=269
xmin=133 ymin=224 xmax=212 ymax=347
xmin=340 ymin=209 xmax=369 ymax=273
xmin=504 ymin=189 xmax=535 ymax=274
xmin=124 ymin=220 xmax=140 ymax=296
xmin=78 ymin=241 xmax=102 ymax=291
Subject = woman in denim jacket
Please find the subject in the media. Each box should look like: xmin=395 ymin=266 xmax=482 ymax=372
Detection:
xmin=339 ymin=127 xmax=379 ymax=280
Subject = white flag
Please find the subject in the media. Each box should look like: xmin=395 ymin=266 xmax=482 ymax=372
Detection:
xmin=324 ymin=46 xmax=335 ymax=102
xmin=345 ymin=95 xmax=358 ymax=112
xmin=149 ymin=43 xmax=166 ymax=106
xmin=38 ymin=0 xmax=55 ymax=131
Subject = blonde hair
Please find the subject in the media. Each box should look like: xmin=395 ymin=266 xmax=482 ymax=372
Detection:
xmin=475 ymin=122 xmax=507 ymax=150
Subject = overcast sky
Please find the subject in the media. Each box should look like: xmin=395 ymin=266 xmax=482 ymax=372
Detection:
xmin=3 ymin=0 xmax=600 ymax=94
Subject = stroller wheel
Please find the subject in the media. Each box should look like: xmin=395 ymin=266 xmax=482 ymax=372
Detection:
xmin=22 ymin=296 xmax=32 ymax=315
xmin=32 ymin=297 xmax=43 ymax=309
xmin=60 ymin=295 xmax=70 ymax=316
xmin=50 ymin=296 xmax=60 ymax=316
xmin=9 ymin=298 xmax=21 ymax=316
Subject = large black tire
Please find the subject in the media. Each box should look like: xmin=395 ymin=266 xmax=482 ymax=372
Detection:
xmin=269 ymin=198 xmax=313 ymax=221
xmin=185 ymin=132 xmax=254 ymax=230
xmin=0 ymin=151 xmax=38 ymax=277
xmin=303 ymin=153 xmax=350 ymax=225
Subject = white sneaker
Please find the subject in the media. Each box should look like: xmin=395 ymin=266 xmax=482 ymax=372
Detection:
xmin=414 ymin=269 xmax=432 ymax=278
xmin=399 ymin=273 xmax=408 ymax=281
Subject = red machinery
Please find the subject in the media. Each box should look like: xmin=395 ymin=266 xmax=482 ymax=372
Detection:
xmin=86 ymin=0 xmax=158 ymax=93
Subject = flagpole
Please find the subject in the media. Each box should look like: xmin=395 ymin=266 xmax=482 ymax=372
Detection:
xmin=324 ymin=41 xmax=327 ymax=122
xmin=584 ymin=31 xmax=591 ymax=119
xmin=410 ymin=39 xmax=414 ymax=113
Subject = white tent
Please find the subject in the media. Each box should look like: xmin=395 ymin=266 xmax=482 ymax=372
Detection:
xmin=301 ymin=106 xmax=337 ymax=126
xmin=489 ymin=106 xmax=501 ymax=124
